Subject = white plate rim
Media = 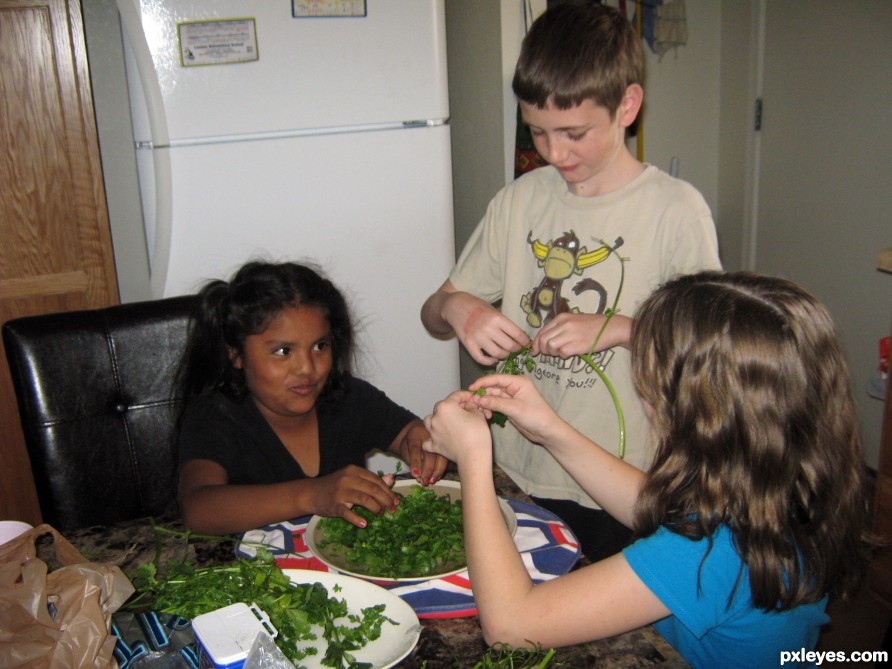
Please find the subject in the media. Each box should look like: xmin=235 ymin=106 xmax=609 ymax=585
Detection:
xmin=282 ymin=568 xmax=421 ymax=669
xmin=305 ymin=480 xmax=516 ymax=583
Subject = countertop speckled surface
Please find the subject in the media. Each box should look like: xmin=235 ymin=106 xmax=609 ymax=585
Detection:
xmin=42 ymin=467 xmax=688 ymax=668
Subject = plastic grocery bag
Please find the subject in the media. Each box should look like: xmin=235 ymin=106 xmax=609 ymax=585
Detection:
xmin=0 ymin=523 xmax=135 ymax=668
xmin=243 ymin=632 xmax=296 ymax=669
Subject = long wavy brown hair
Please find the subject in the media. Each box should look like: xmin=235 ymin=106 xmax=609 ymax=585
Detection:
xmin=630 ymin=271 xmax=875 ymax=610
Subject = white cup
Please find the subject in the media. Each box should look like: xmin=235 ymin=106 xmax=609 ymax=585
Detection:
xmin=0 ymin=520 xmax=33 ymax=546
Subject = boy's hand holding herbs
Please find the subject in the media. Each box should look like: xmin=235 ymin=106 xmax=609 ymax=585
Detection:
xmin=531 ymin=312 xmax=633 ymax=358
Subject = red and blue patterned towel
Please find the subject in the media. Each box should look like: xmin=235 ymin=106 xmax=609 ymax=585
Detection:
xmin=237 ymin=499 xmax=580 ymax=618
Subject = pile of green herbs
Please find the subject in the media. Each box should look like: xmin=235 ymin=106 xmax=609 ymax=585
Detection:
xmin=471 ymin=646 xmax=557 ymax=668
xmin=127 ymin=544 xmax=395 ymax=669
xmin=317 ymin=485 xmax=464 ymax=579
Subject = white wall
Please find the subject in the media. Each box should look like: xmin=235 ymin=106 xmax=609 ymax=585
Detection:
xmin=638 ymin=2 xmax=721 ymax=211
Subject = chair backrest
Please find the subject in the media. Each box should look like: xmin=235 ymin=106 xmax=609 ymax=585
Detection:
xmin=2 ymin=296 xmax=197 ymax=530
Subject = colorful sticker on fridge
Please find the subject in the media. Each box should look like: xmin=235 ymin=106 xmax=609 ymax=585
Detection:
xmin=293 ymin=1 xmax=367 ymax=18
xmin=177 ymin=19 xmax=259 ymax=67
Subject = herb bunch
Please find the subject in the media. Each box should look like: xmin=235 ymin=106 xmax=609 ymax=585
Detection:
xmin=471 ymin=645 xmax=557 ymax=668
xmin=476 ymin=346 xmax=537 ymax=427
xmin=129 ymin=548 xmax=394 ymax=669
xmin=317 ymin=485 xmax=465 ymax=579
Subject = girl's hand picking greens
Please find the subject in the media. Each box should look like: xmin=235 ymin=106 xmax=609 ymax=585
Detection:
xmin=390 ymin=419 xmax=448 ymax=485
xmin=307 ymin=466 xmax=399 ymax=529
xmin=423 ymin=391 xmax=493 ymax=470
xmin=467 ymin=374 xmax=563 ymax=446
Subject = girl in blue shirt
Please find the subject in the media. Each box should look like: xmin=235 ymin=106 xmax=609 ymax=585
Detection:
xmin=423 ymin=271 xmax=875 ymax=668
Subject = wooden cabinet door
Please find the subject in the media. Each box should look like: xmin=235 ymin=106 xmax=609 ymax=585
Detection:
xmin=0 ymin=0 xmax=119 ymax=525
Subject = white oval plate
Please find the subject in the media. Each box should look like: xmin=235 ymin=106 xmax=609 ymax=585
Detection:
xmin=306 ymin=479 xmax=517 ymax=582
xmin=283 ymin=568 xmax=420 ymax=669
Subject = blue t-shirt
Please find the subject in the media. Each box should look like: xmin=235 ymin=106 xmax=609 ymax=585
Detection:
xmin=624 ymin=525 xmax=828 ymax=668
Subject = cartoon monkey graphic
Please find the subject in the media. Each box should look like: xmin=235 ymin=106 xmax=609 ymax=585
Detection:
xmin=520 ymin=231 xmax=624 ymax=328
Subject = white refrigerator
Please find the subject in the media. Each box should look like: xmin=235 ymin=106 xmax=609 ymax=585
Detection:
xmin=115 ymin=0 xmax=459 ymax=436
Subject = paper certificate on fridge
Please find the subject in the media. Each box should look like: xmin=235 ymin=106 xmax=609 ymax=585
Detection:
xmin=177 ymin=19 xmax=259 ymax=67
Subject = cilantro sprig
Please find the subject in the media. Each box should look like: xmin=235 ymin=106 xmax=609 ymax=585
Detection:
xmin=317 ymin=485 xmax=465 ymax=579
xmin=128 ymin=546 xmax=394 ymax=669
xmin=474 ymin=347 xmax=537 ymax=427
xmin=472 ymin=645 xmax=557 ymax=668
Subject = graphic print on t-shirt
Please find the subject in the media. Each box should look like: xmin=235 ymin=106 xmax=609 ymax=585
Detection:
xmin=520 ymin=231 xmax=624 ymax=328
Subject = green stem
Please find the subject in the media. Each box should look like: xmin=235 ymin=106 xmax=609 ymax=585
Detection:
xmin=580 ymin=241 xmax=627 ymax=459
xmin=536 ymin=648 xmax=557 ymax=669
xmin=580 ymin=353 xmax=625 ymax=459
xmin=149 ymin=520 xmax=239 ymax=543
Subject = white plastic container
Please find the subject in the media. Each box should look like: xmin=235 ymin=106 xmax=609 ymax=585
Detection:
xmin=0 ymin=521 xmax=32 ymax=546
xmin=191 ymin=603 xmax=277 ymax=669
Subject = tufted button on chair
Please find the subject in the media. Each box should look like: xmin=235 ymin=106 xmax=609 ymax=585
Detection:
xmin=2 ymin=296 xmax=197 ymax=530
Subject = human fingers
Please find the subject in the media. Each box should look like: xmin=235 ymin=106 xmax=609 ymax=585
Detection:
xmin=463 ymin=312 xmax=530 ymax=364
xmin=399 ymin=425 xmax=447 ymax=485
xmin=533 ymin=314 xmax=600 ymax=358
xmin=320 ymin=467 xmax=398 ymax=520
xmin=468 ymin=373 xmax=534 ymax=397
xmin=340 ymin=505 xmax=371 ymax=529
xmin=425 ymin=399 xmax=488 ymax=460
xmin=416 ymin=450 xmax=449 ymax=484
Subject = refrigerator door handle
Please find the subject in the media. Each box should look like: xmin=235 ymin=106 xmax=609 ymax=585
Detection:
xmin=115 ymin=0 xmax=169 ymax=146
xmin=116 ymin=0 xmax=173 ymax=298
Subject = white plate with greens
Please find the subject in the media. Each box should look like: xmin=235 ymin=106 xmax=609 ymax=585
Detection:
xmin=283 ymin=568 xmax=420 ymax=669
xmin=306 ymin=479 xmax=517 ymax=583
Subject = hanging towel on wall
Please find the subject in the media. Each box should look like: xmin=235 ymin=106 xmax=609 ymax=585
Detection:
xmin=653 ymin=0 xmax=688 ymax=59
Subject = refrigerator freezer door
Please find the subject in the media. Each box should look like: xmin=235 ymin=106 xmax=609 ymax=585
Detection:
xmin=120 ymin=0 xmax=449 ymax=142
xmin=154 ymin=124 xmax=458 ymax=417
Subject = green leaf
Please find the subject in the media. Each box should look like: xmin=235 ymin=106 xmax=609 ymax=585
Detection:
xmin=125 ymin=531 xmax=397 ymax=669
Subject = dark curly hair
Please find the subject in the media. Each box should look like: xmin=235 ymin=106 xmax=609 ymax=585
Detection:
xmin=177 ymin=260 xmax=354 ymax=404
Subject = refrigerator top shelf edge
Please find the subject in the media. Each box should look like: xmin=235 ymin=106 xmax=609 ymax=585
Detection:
xmin=137 ymin=118 xmax=450 ymax=150
xmin=126 ymin=0 xmax=449 ymax=142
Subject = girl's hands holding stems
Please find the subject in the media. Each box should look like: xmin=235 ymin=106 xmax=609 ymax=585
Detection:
xmin=390 ymin=419 xmax=448 ymax=485
xmin=307 ymin=465 xmax=399 ymax=528
xmin=422 ymin=390 xmax=494 ymax=471
xmin=468 ymin=374 xmax=565 ymax=445
xmin=318 ymin=418 xmax=448 ymax=528
xmin=178 ymin=459 xmax=401 ymax=534
xmin=434 ymin=374 xmax=645 ymax=531
xmin=422 ymin=376 xmax=667 ymax=649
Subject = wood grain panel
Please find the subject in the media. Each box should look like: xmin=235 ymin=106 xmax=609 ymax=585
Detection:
xmin=0 ymin=0 xmax=119 ymax=525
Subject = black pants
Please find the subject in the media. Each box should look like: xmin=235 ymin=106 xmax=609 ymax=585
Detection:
xmin=532 ymin=497 xmax=633 ymax=563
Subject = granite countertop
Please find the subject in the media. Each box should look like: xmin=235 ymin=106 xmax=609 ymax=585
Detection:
xmin=38 ymin=468 xmax=688 ymax=669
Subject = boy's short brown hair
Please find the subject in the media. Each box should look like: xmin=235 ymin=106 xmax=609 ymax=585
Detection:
xmin=512 ymin=1 xmax=644 ymax=116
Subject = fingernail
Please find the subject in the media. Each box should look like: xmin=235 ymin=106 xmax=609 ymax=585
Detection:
xmin=412 ymin=467 xmax=421 ymax=477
